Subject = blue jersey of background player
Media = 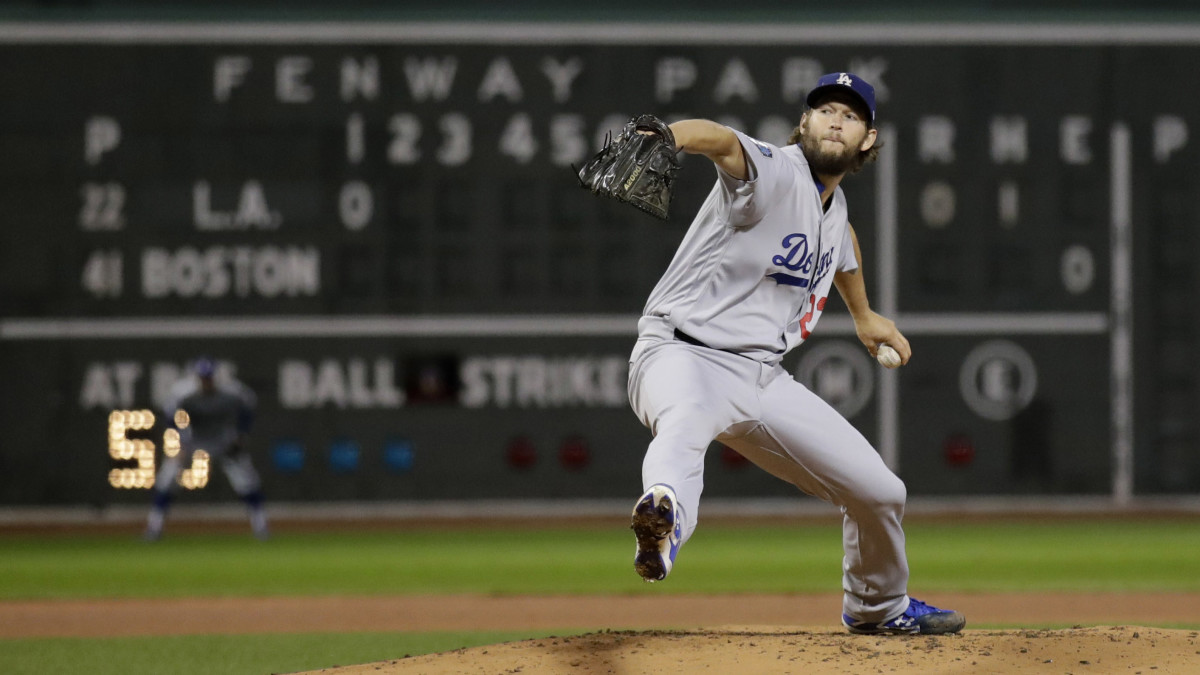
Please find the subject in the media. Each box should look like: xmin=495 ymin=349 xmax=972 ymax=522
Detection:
xmin=144 ymin=357 xmax=268 ymax=541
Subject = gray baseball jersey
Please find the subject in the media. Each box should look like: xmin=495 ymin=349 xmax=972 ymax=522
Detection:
xmin=637 ymin=128 xmax=857 ymax=363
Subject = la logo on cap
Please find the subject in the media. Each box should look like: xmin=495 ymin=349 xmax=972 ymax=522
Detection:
xmin=806 ymin=71 xmax=877 ymax=123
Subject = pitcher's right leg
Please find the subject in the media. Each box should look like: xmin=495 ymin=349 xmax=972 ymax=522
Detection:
xmin=627 ymin=342 xmax=756 ymax=581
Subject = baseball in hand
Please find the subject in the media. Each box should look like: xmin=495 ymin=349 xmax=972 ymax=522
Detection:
xmin=876 ymin=344 xmax=902 ymax=369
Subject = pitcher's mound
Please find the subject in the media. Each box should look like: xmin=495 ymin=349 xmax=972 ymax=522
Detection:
xmin=300 ymin=625 xmax=1198 ymax=674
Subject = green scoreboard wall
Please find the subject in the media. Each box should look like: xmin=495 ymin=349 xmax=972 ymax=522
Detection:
xmin=1 ymin=22 xmax=1196 ymax=504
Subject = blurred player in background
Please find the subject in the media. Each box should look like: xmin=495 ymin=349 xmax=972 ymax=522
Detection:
xmin=144 ymin=357 xmax=268 ymax=541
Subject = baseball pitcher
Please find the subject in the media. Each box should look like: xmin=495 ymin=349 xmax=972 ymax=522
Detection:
xmin=584 ymin=73 xmax=965 ymax=635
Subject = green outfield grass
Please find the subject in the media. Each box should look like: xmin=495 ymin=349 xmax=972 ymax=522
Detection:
xmin=1 ymin=517 xmax=1198 ymax=674
xmin=2 ymin=519 xmax=1198 ymax=599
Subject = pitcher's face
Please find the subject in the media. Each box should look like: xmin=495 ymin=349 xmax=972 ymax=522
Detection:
xmin=798 ymin=98 xmax=876 ymax=175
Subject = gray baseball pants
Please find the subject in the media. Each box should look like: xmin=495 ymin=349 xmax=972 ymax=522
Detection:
xmin=628 ymin=336 xmax=910 ymax=623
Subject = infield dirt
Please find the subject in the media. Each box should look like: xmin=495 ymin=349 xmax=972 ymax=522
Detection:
xmin=308 ymin=625 xmax=1200 ymax=674
xmin=4 ymin=593 xmax=1199 ymax=673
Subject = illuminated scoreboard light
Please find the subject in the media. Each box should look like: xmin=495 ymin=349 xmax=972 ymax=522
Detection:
xmin=107 ymin=409 xmax=210 ymax=490
xmin=107 ymin=409 xmax=155 ymax=489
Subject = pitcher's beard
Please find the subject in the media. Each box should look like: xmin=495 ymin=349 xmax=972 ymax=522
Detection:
xmin=800 ymin=134 xmax=858 ymax=175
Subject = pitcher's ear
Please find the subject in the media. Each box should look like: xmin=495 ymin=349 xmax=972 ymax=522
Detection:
xmin=860 ymin=128 xmax=878 ymax=152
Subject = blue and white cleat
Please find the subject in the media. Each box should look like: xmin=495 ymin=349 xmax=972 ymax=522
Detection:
xmin=630 ymin=483 xmax=683 ymax=582
xmin=843 ymin=597 xmax=966 ymax=635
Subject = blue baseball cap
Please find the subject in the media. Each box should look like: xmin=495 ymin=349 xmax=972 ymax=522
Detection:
xmin=806 ymin=72 xmax=876 ymax=123
xmin=193 ymin=357 xmax=217 ymax=378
